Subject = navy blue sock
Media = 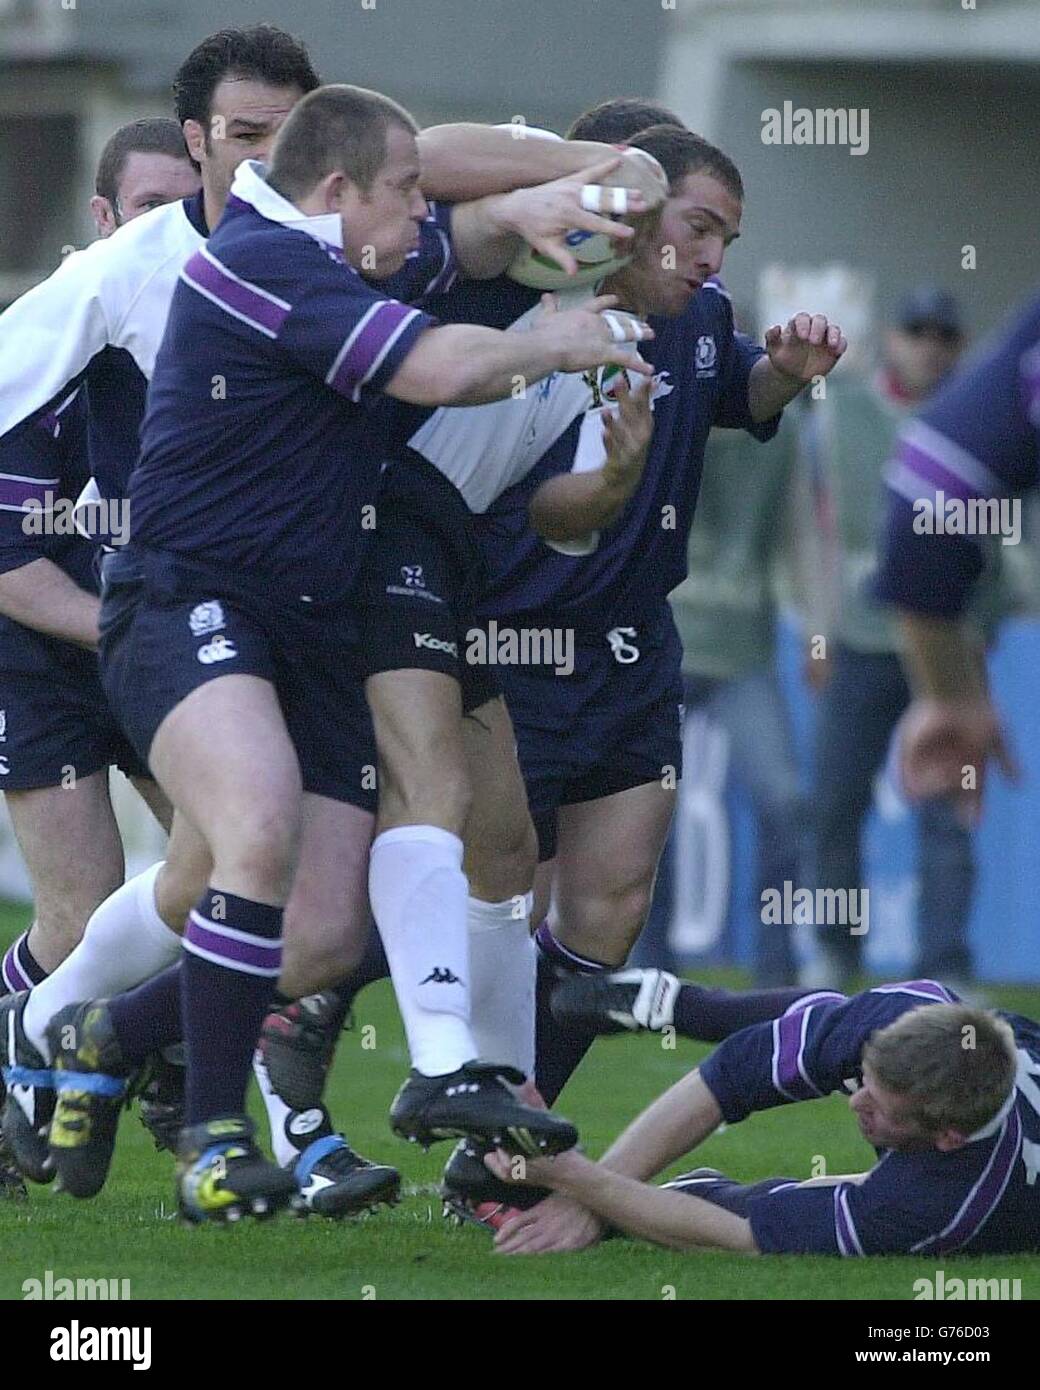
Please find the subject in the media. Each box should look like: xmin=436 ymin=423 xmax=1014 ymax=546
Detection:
xmin=672 ymin=982 xmax=824 ymax=1043
xmin=533 ymin=923 xmax=612 ymax=1106
xmin=331 ymin=924 xmax=389 ymax=1017
xmin=108 ymin=965 xmax=184 ymax=1066
xmin=1 ymin=931 xmax=48 ymax=994
xmin=182 ymin=888 xmax=283 ymax=1125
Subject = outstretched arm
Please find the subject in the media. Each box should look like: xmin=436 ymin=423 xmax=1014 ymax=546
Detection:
xmin=507 ymin=1148 xmax=757 ymax=1253
xmin=417 ymin=123 xmax=655 ymax=202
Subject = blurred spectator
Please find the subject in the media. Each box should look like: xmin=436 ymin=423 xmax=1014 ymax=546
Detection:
xmin=639 ymin=404 xmax=819 ymax=985
xmin=802 ymin=288 xmax=1010 ymax=992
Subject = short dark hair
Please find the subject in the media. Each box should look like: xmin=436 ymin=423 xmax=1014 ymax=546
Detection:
xmin=268 ymin=84 xmax=418 ymax=202
xmin=94 ymin=118 xmax=191 ymax=207
xmin=566 ymin=98 xmax=685 ymax=144
xmin=627 ymin=123 xmax=744 ymax=203
xmin=173 ymin=25 xmax=320 ymax=130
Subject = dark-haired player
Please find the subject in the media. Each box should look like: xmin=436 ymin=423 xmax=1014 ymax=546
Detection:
xmin=441 ymin=121 xmax=844 ymax=1224
xmin=485 ymin=970 xmax=1040 ymax=1258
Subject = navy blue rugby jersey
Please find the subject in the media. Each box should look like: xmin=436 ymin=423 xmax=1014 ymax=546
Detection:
xmin=700 ymin=981 xmax=1040 ymax=1257
xmin=875 ymin=292 xmax=1040 ymax=618
xmin=129 ymin=163 xmax=455 ymax=608
xmin=0 ymin=391 xmax=100 ymax=672
xmin=472 ymin=280 xmax=777 ymax=636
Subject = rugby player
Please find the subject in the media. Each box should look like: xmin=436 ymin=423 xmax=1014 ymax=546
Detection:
xmin=481 ymin=970 xmax=1040 ymax=1257
xmin=0 ymin=27 xmax=663 ymax=1215
xmin=0 ymin=118 xmax=196 ymax=1000
xmin=256 ymin=102 xmax=847 ymax=1225
xmin=874 ymin=291 xmax=1039 ymax=820
xmin=0 ymin=119 xmax=199 ymax=1191
xmin=439 ymin=116 xmax=844 ymax=1220
xmin=31 ymin=83 xmax=654 ymax=1223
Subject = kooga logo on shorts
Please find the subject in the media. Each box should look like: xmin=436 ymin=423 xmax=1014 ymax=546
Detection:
xmin=413 ymin=633 xmax=458 ymax=657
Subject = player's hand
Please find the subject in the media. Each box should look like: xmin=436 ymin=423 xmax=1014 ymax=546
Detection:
xmin=535 ymin=292 xmax=654 ymax=375
xmin=895 ymin=695 xmax=1020 ymax=825
xmin=602 ymin=374 xmax=653 ymax=495
xmin=492 ymin=1192 xmax=606 ymax=1255
xmin=497 ymin=158 xmax=662 ymax=277
xmin=763 ymin=313 xmax=847 ymax=384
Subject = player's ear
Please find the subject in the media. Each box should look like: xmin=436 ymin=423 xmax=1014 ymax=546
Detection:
xmin=933 ymin=1128 xmax=969 ymax=1153
xmin=90 ymin=195 xmax=117 ymax=238
xmin=182 ymin=119 xmax=208 ymax=166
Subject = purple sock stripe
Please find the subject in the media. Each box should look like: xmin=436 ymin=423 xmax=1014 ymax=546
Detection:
xmin=1 ymin=942 xmax=31 ymax=993
xmin=14 ymin=933 xmax=47 ymax=987
xmin=185 ymin=913 xmax=281 ymax=977
xmin=534 ymin=922 xmax=610 ymax=974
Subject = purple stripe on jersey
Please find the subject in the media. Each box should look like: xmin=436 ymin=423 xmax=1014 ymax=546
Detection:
xmin=873 ymin=979 xmax=956 ymax=1003
xmin=1 ymin=943 xmax=31 ymax=993
xmin=772 ymin=1007 xmax=821 ymax=1101
xmin=912 ymin=1109 xmax=1022 ymax=1255
xmin=184 ymin=916 xmax=282 ymax=975
xmin=182 ymin=250 xmax=290 ymax=338
xmin=0 ymin=475 xmax=57 ymax=510
xmin=896 ymin=439 xmax=980 ymax=502
xmin=329 ymin=300 xmax=417 ymax=398
xmin=833 ymin=1185 xmax=863 ymax=1256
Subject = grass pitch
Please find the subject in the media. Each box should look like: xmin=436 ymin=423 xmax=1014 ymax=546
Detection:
xmin=1 ymin=901 xmax=1037 ymax=1301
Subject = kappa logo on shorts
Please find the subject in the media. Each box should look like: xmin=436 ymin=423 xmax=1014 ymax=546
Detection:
xmin=0 ymin=756 xmax=8 ymax=776
xmin=188 ymin=601 xmax=226 ymax=637
xmin=196 ymin=635 xmax=238 ymax=665
xmin=413 ymin=633 xmax=458 ymax=657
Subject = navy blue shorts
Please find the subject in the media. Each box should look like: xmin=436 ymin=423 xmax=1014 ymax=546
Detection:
xmin=356 ymin=453 xmax=500 ymax=715
xmin=497 ymin=604 xmax=683 ymax=860
xmin=98 ymin=554 xmax=377 ymax=812
xmin=0 ymin=623 xmax=145 ymax=791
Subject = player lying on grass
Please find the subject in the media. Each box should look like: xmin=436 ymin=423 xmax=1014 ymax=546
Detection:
xmin=483 ymin=971 xmax=1040 ymax=1256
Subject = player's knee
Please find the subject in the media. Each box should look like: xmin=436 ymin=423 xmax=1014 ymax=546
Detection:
xmin=216 ymin=803 xmax=301 ymax=899
xmin=379 ymin=756 xmax=472 ymax=836
xmin=564 ymin=874 xmax=656 ymax=963
xmin=466 ymin=811 xmax=538 ymax=901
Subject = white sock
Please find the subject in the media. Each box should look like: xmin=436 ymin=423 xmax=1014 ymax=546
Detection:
xmin=253 ymin=1049 xmax=322 ymax=1168
xmin=23 ymin=861 xmax=183 ymax=1059
xmin=369 ymin=825 xmax=477 ymax=1077
xmin=467 ymin=894 xmax=536 ymax=1077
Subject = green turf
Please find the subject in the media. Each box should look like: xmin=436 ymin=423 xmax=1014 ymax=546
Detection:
xmin=1 ymin=899 xmax=1037 ymax=1300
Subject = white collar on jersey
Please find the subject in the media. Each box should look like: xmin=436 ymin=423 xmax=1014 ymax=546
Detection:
xmin=963 ymin=1081 xmax=1017 ymax=1145
xmin=229 ymin=160 xmax=344 ymax=250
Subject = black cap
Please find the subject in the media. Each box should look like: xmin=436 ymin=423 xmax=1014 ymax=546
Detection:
xmin=895 ymin=287 xmax=964 ymax=335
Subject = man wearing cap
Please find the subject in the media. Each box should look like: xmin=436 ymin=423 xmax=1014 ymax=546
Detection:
xmin=802 ymin=289 xmax=1009 ymax=993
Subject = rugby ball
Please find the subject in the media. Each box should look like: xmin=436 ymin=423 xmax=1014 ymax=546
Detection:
xmin=503 ymin=130 xmax=667 ymax=291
